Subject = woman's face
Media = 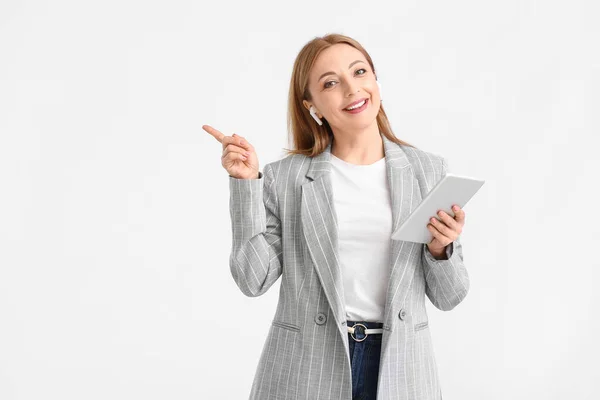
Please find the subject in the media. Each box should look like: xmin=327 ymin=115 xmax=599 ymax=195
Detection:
xmin=303 ymin=44 xmax=380 ymax=131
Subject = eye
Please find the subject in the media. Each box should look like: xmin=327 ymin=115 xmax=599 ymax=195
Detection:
xmin=323 ymin=68 xmax=368 ymax=89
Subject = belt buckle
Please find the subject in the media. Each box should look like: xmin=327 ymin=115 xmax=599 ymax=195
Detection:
xmin=350 ymin=323 xmax=368 ymax=342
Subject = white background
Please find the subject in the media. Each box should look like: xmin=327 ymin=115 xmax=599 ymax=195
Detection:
xmin=1 ymin=0 xmax=599 ymax=399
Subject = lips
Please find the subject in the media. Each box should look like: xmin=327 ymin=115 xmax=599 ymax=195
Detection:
xmin=343 ymin=98 xmax=368 ymax=110
xmin=343 ymin=98 xmax=368 ymax=114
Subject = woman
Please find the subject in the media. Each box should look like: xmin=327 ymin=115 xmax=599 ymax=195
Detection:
xmin=203 ymin=33 xmax=469 ymax=400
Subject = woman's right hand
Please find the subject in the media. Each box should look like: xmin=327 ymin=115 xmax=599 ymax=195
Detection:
xmin=202 ymin=124 xmax=260 ymax=179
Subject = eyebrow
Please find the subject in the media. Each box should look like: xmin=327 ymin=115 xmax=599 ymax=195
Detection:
xmin=317 ymin=60 xmax=365 ymax=82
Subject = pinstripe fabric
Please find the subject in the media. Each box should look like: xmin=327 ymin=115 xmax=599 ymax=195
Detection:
xmin=229 ymin=133 xmax=470 ymax=399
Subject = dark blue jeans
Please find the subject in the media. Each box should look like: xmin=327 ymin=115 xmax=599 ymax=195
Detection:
xmin=347 ymin=320 xmax=383 ymax=400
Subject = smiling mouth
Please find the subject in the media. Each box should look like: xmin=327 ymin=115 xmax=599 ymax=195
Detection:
xmin=343 ymin=98 xmax=368 ymax=113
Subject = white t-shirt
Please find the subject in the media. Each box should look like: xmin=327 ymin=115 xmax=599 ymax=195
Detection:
xmin=329 ymin=153 xmax=393 ymax=323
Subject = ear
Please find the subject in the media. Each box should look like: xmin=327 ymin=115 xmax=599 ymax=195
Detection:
xmin=303 ymin=100 xmax=321 ymax=116
xmin=302 ymin=100 xmax=311 ymax=112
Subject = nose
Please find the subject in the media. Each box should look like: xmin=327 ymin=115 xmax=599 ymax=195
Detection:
xmin=343 ymin=79 xmax=361 ymax=97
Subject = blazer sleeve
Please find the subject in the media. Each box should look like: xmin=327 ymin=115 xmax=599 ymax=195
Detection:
xmin=228 ymin=163 xmax=283 ymax=297
xmin=421 ymin=157 xmax=470 ymax=311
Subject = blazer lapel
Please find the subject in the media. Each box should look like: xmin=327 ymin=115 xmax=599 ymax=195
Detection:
xmin=300 ymin=133 xmax=423 ymax=335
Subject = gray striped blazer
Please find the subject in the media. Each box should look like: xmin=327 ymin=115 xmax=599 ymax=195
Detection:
xmin=228 ymin=133 xmax=470 ymax=399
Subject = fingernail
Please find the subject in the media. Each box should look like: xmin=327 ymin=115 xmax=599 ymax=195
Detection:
xmin=453 ymin=206 xmax=459 ymax=211
xmin=240 ymin=140 xmax=245 ymax=145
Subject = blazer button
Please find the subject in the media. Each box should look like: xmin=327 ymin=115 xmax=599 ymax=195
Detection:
xmin=398 ymin=308 xmax=407 ymax=320
xmin=315 ymin=312 xmax=327 ymax=325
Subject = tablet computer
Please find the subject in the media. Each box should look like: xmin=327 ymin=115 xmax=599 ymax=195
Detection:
xmin=391 ymin=173 xmax=485 ymax=243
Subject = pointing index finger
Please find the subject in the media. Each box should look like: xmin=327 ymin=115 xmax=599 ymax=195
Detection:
xmin=202 ymin=125 xmax=225 ymax=144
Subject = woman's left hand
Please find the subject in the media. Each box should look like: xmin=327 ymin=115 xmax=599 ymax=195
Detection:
xmin=426 ymin=205 xmax=465 ymax=254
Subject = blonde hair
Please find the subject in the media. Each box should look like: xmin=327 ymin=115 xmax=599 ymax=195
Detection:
xmin=283 ymin=33 xmax=416 ymax=157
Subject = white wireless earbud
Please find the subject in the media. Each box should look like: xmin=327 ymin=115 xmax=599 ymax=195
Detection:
xmin=377 ymin=80 xmax=382 ymax=101
xmin=310 ymin=105 xmax=323 ymax=126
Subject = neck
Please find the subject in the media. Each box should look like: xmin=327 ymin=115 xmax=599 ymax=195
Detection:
xmin=330 ymin=123 xmax=384 ymax=165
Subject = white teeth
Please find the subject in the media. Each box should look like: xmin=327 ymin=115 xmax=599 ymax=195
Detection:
xmin=345 ymin=100 xmax=366 ymax=110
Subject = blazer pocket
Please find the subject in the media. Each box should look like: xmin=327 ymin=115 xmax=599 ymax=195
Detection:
xmin=414 ymin=321 xmax=429 ymax=332
xmin=272 ymin=320 xmax=301 ymax=333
